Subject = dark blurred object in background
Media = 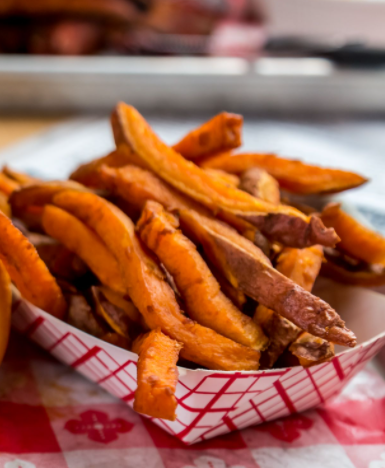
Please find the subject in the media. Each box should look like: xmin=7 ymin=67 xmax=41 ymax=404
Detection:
xmin=0 ymin=0 xmax=265 ymax=56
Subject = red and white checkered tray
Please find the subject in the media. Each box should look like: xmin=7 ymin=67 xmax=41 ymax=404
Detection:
xmin=11 ymin=279 xmax=385 ymax=445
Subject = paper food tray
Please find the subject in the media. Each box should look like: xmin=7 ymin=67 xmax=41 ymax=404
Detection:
xmin=11 ymin=278 xmax=385 ymax=445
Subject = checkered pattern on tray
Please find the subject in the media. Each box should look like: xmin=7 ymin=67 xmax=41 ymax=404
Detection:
xmin=11 ymin=297 xmax=385 ymax=445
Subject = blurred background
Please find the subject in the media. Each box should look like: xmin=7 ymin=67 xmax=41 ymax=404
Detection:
xmin=0 ymin=0 xmax=385 ymax=223
xmin=0 ymin=0 xmax=385 ymax=114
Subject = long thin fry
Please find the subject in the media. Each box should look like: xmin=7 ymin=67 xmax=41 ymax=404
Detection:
xmin=111 ymin=103 xmax=338 ymax=248
xmin=134 ymin=329 xmax=182 ymax=421
xmin=137 ymin=201 xmax=268 ymax=350
xmin=321 ymin=203 xmax=385 ymax=266
xmin=0 ymin=211 xmax=67 ymax=318
xmin=42 ymin=205 xmax=126 ymax=294
xmin=0 ymin=260 xmax=12 ymax=364
xmin=52 ymin=190 xmax=261 ymax=371
xmin=178 ymin=208 xmax=356 ymax=347
xmin=201 ymin=152 xmax=368 ymax=195
xmin=172 ymin=112 xmax=243 ymax=160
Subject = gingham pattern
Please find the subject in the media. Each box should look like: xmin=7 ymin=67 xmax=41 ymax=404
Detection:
xmin=11 ymin=296 xmax=385 ymax=445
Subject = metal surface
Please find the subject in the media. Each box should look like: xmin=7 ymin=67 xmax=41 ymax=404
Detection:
xmin=1 ymin=56 xmax=385 ymax=114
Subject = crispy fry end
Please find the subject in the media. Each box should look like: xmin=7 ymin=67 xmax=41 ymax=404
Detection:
xmin=134 ymin=329 xmax=182 ymax=421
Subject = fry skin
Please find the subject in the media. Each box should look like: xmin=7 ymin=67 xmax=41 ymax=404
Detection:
xmin=172 ymin=112 xmax=243 ymax=160
xmin=137 ymin=201 xmax=268 ymax=350
xmin=69 ymin=150 xmax=133 ymax=187
xmin=134 ymin=329 xmax=182 ymax=421
xmin=52 ymin=190 xmax=261 ymax=370
xmin=0 ymin=260 xmax=12 ymax=364
xmin=321 ymin=203 xmax=385 ymax=266
xmin=179 ymin=208 xmax=356 ymax=347
xmin=0 ymin=211 xmax=67 ymax=318
xmin=239 ymin=167 xmax=280 ymax=205
xmin=111 ymin=103 xmax=338 ymax=248
xmin=42 ymin=205 xmax=126 ymax=295
xmin=201 ymin=152 xmax=368 ymax=195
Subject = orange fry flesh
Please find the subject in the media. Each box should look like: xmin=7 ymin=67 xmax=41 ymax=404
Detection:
xmin=0 ymin=260 xmax=12 ymax=364
xmin=0 ymin=211 xmax=67 ymax=318
xmin=321 ymin=203 xmax=385 ymax=266
xmin=111 ymin=103 xmax=338 ymax=248
xmin=172 ymin=112 xmax=243 ymax=160
xmin=52 ymin=190 xmax=261 ymax=371
xmin=69 ymin=150 xmax=133 ymax=187
xmin=0 ymin=172 xmax=19 ymax=196
xmin=0 ymin=192 xmax=11 ymax=217
xmin=9 ymin=180 xmax=89 ymax=220
xmin=137 ymin=201 xmax=268 ymax=350
xmin=179 ymin=208 xmax=356 ymax=347
xmin=201 ymin=152 xmax=368 ymax=195
xmin=42 ymin=205 xmax=126 ymax=295
xmin=134 ymin=329 xmax=182 ymax=421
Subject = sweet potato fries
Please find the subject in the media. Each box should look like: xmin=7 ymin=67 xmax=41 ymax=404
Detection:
xmin=2 ymin=102 xmax=377 ymax=422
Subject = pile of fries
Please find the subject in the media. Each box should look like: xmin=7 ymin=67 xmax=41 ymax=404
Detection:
xmin=1 ymin=103 xmax=384 ymax=422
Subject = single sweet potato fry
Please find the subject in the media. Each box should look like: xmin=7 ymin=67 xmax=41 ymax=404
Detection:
xmin=179 ymin=208 xmax=356 ymax=347
xmin=255 ymin=246 xmax=334 ymax=367
xmin=0 ymin=260 xmax=12 ymax=364
xmin=69 ymin=150 xmax=133 ymax=187
xmin=134 ymin=329 xmax=182 ymax=421
xmin=321 ymin=203 xmax=385 ymax=266
xmin=0 ymin=211 xmax=67 ymax=318
xmin=0 ymin=172 xmax=19 ymax=196
xmin=10 ymin=180 xmax=89 ymax=221
xmin=52 ymin=190 xmax=261 ymax=370
xmin=172 ymin=112 xmax=243 ymax=160
xmin=201 ymin=152 xmax=368 ymax=195
xmin=3 ymin=166 xmax=40 ymax=185
xmin=111 ymin=103 xmax=338 ymax=248
xmin=42 ymin=205 xmax=126 ymax=294
xmin=137 ymin=201 xmax=268 ymax=350
xmin=240 ymin=167 xmax=280 ymax=205
xmin=0 ymin=192 xmax=11 ymax=217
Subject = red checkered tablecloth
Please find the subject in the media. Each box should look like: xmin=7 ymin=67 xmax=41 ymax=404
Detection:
xmin=1 ymin=332 xmax=385 ymax=468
